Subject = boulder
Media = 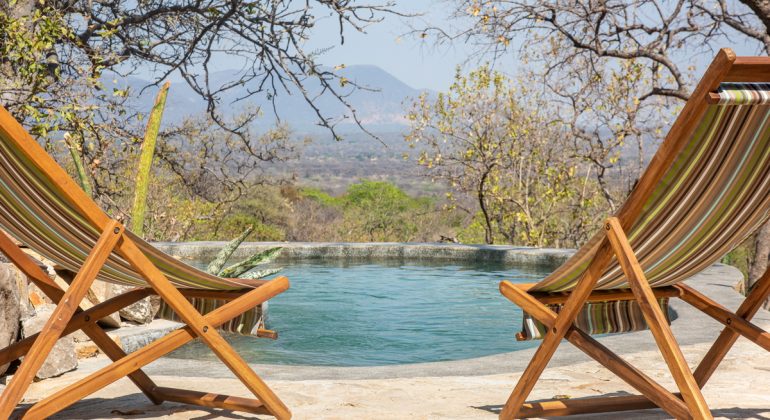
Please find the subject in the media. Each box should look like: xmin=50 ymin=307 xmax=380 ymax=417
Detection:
xmin=21 ymin=304 xmax=77 ymax=379
xmin=87 ymin=280 xmax=121 ymax=327
xmin=0 ymin=264 xmax=22 ymax=376
xmin=54 ymin=271 xmax=121 ymax=328
xmin=112 ymin=284 xmax=160 ymax=324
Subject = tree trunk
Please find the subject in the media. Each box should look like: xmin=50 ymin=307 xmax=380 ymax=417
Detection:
xmin=478 ymin=169 xmax=494 ymax=244
xmin=749 ymin=220 xmax=770 ymax=300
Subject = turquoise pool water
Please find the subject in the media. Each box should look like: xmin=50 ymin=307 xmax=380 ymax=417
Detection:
xmin=170 ymin=260 xmax=555 ymax=366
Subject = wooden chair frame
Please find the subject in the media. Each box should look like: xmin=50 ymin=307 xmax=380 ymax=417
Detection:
xmin=0 ymin=86 xmax=293 ymax=418
xmin=0 ymin=221 xmax=292 ymax=419
xmin=497 ymin=48 xmax=770 ymax=419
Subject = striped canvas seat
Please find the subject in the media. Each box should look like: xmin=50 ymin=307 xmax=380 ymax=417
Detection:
xmin=520 ymin=82 xmax=770 ymax=339
xmin=0 ymin=109 xmax=265 ymax=336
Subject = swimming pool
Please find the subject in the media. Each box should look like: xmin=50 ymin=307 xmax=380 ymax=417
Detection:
xmin=169 ymin=259 xmax=556 ymax=366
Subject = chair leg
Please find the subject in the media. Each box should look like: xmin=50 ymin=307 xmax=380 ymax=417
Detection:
xmin=0 ymin=227 xmax=162 ymax=404
xmin=500 ymin=281 xmax=690 ymax=418
xmin=694 ymin=262 xmax=770 ymax=386
xmin=606 ymin=217 xmax=712 ymax=419
xmin=117 ymin=237 xmax=292 ymax=420
xmin=19 ymin=276 xmax=289 ymax=419
xmin=500 ymin=238 xmax=616 ymax=420
xmin=0 ymin=221 xmax=123 ymax=419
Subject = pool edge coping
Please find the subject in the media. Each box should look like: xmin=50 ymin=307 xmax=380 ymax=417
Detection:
xmin=153 ymin=241 xmax=575 ymax=267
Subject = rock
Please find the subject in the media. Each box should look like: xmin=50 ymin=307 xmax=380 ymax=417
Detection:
xmin=21 ymin=304 xmax=77 ymax=379
xmin=111 ymin=284 xmax=160 ymax=324
xmin=87 ymin=280 xmax=121 ymax=328
xmin=26 ymin=283 xmax=50 ymax=309
xmin=0 ymin=264 xmax=22 ymax=376
xmin=74 ymin=341 xmax=100 ymax=359
xmin=71 ymin=329 xmax=91 ymax=343
xmin=55 ymin=271 xmax=121 ymax=328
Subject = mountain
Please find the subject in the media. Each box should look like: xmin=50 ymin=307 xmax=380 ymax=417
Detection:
xmin=107 ymin=65 xmax=430 ymax=132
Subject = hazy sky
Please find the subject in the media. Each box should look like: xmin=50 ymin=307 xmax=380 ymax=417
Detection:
xmin=304 ymin=0 xmax=476 ymax=91
xmin=163 ymin=2 xmax=765 ymax=93
xmin=155 ymin=1 xmax=476 ymax=92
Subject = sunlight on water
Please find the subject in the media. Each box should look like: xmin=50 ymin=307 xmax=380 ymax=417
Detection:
xmin=170 ymin=260 xmax=555 ymax=366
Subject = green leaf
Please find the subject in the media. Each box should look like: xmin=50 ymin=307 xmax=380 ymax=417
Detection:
xmin=238 ymin=267 xmax=283 ymax=280
xmin=219 ymin=247 xmax=282 ymax=278
xmin=206 ymin=225 xmax=254 ymax=275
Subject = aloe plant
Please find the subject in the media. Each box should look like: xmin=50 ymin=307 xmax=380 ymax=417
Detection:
xmin=206 ymin=225 xmax=283 ymax=279
xmin=219 ymin=247 xmax=282 ymax=278
xmin=131 ymin=81 xmax=171 ymax=236
xmin=206 ymin=225 xmax=255 ymax=274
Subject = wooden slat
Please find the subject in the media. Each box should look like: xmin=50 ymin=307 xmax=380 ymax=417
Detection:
xmin=694 ymin=262 xmax=770 ymax=386
xmin=500 ymin=281 xmax=691 ymax=418
xmin=517 ymin=393 xmax=679 ymax=418
xmin=19 ymin=275 xmax=289 ymax=419
xmin=606 ymin=218 xmax=712 ymax=419
xmin=706 ymin=92 xmax=721 ymax=104
xmin=154 ymin=387 xmax=270 ymax=415
xmin=677 ymin=284 xmax=770 ymax=352
xmin=118 ymin=237 xmax=291 ymax=420
xmin=0 ymin=221 xmax=123 ymax=419
xmin=0 ymin=227 xmax=59 ymax=290
xmin=177 ymin=288 xmax=265 ymax=300
xmin=257 ymin=329 xmax=279 ymax=340
xmin=725 ymin=56 xmax=770 ymax=82
xmin=515 ymin=282 xmax=681 ymax=304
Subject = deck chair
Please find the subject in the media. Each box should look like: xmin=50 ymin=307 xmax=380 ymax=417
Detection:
xmin=0 ymin=103 xmax=292 ymax=418
xmin=498 ymin=48 xmax=770 ymax=420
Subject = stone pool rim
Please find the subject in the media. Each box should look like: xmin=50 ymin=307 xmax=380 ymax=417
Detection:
xmin=152 ymin=241 xmax=575 ymax=268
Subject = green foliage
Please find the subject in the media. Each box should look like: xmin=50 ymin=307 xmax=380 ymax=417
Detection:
xmin=300 ymin=187 xmax=342 ymax=207
xmin=341 ymin=181 xmax=432 ymax=241
xmin=406 ymin=66 xmax=605 ymax=247
xmin=289 ymin=180 xmax=456 ymax=242
xmin=456 ymin=212 xmax=493 ymax=244
xmin=132 ymin=81 xmax=170 ymax=236
xmin=213 ymin=194 xmax=289 ymax=242
xmin=723 ymin=244 xmax=750 ymax=285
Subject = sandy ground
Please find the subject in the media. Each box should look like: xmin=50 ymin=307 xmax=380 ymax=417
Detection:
xmin=16 ymin=336 xmax=770 ymax=419
xmin=14 ymin=264 xmax=770 ymax=419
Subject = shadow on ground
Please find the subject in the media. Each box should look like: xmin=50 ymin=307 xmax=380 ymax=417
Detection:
xmin=475 ymin=395 xmax=770 ymax=420
xmin=17 ymin=393 xmax=265 ymax=420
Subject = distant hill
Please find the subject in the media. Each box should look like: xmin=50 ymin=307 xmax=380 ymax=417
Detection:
xmin=102 ymin=65 xmax=437 ymax=194
xmin=107 ymin=65 xmax=431 ymax=133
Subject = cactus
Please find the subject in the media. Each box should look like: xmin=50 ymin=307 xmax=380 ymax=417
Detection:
xmin=206 ymin=225 xmax=283 ymax=279
xmin=131 ymin=81 xmax=171 ymax=236
xmin=63 ymin=133 xmax=92 ymax=197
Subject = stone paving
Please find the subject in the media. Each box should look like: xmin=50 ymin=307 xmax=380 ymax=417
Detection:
xmin=17 ymin=264 xmax=770 ymax=419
